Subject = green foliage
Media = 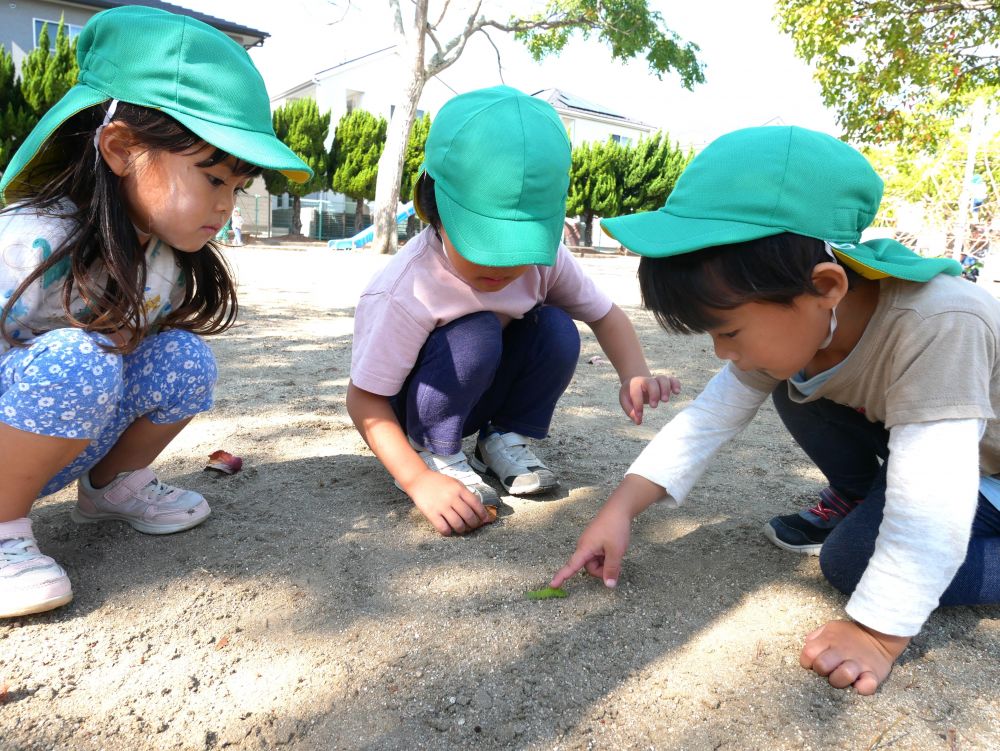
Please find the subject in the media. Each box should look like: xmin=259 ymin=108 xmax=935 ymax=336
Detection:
xmin=563 ymin=133 xmax=690 ymax=245
xmin=513 ymin=0 xmax=704 ymax=88
xmin=263 ymin=98 xmax=330 ymax=237
xmin=621 ymin=132 xmax=692 ymax=213
xmin=400 ymin=113 xmax=430 ymax=203
xmin=20 ymin=18 xmax=78 ymax=118
xmin=0 ymin=44 xmax=33 ymax=173
xmin=330 ymin=109 xmax=387 ymax=202
xmin=775 ymin=0 xmax=1000 ymax=149
xmin=864 ymin=130 xmax=1000 ymax=234
xmin=567 ymin=141 xmax=626 ymax=215
xmin=263 ymin=98 xmax=330 ymax=199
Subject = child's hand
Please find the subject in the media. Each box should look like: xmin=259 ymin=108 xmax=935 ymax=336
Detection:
xmin=550 ymin=504 xmax=633 ymax=589
xmin=799 ymin=619 xmax=911 ymax=695
xmin=405 ymin=470 xmax=492 ymax=537
xmin=619 ymin=375 xmax=681 ymax=425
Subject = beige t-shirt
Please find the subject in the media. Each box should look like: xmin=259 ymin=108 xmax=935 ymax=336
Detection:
xmin=733 ymin=275 xmax=1000 ymax=473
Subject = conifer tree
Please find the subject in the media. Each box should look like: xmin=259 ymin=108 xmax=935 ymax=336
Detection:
xmin=399 ymin=113 xmax=430 ymax=239
xmin=621 ymin=132 xmax=692 ymax=214
xmin=263 ymin=98 xmax=330 ymax=237
xmin=329 ymin=109 xmax=387 ymax=235
xmin=566 ymin=140 xmax=627 ymax=246
xmin=0 ymin=44 xmax=33 ymax=173
xmin=20 ymin=19 xmax=78 ymax=118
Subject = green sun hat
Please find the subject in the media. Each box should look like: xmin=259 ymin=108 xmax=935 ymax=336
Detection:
xmin=414 ymin=86 xmax=571 ymax=267
xmin=601 ymin=126 xmax=961 ymax=282
xmin=1 ymin=5 xmax=312 ymax=204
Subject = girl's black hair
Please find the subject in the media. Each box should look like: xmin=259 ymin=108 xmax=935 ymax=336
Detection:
xmin=1 ymin=101 xmax=261 ymax=354
xmin=415 ymin=171 xmax=441 ymax=231
xmin=637 ymin=232 xmax=859 ymax=334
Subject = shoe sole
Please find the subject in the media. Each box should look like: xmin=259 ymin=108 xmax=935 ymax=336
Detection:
xmin=0 ymin=590 xmax=73 ymax=618
xmin=762 ymin=522 xmax=822 ymax=556
xmin=70 ymin=505 xmax=210 ymax=535
xmin=468 ymin=457 xmax=558 ymax=496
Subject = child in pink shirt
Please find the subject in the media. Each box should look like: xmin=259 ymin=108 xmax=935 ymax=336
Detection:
xmin=347 ymin=86 xmax=679 ymax=536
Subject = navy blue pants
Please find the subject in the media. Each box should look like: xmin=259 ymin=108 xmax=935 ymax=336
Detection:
xmin=773 ymin=386 xmax=1000 ymax=606
xmin=390 ymin=307 xmax=581 ymax=456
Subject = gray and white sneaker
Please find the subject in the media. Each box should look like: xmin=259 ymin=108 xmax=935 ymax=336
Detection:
xmin=471 ymin=431 xmax=558 ymax=495
xmin=403 ymin=441 xmax=500 ymax=506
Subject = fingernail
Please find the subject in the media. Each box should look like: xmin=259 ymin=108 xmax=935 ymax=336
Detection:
xmin=605 ymin=578 xmax=617 ymax=588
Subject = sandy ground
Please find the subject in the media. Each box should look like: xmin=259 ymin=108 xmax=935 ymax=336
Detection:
xmin=2 ymin=245 xmax=999 ymax=751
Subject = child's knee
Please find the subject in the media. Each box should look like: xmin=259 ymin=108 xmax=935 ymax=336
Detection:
xmin=431 ymin=312 xmax=504 ymax=376
xmin=152 ymin=330 xmax=218 ymax=390
xmin=818 ymin=542 xmax=862 ymax=596
xmin=535 ymin=306 xmax=581 ymax=363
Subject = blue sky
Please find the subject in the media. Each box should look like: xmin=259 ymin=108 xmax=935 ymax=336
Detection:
xmin=175 ymin=0 xmax=840 ymax=149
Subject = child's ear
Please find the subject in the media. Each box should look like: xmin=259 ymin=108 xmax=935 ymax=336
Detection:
xmin=98 ymin=121 xmax=137 ymax=177
xmin=811 ymin=262 xmax=849 ymax=308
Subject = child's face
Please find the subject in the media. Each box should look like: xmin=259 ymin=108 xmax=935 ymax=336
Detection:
xmin=120 ymin=143 xmax=247 ymax=251
xmin=706 ymin=293 xmax=836 ymax=380
xmin=439 ymin=228 xmax=531 ymax=292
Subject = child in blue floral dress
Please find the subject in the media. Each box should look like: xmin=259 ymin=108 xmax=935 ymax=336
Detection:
xmin=0 ymin=6 xmax=312 ymax=618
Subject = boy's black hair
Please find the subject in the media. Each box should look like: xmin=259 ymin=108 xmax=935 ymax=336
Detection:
xmin=637 ymin=232 xmax=859 ymax=334
xmin=415 ymin=171 xmax=441 ymax=231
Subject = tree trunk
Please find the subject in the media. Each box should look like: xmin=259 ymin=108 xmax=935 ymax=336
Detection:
xmin=291 ymin=195 xmax=302 ymax=237
xmin=582 ymin=212 xmax=595 ymax=246
xmin=355 ymin=197 xmax=365 ymax=237
xmin=372 ymin=5 xmax=427 ymax=255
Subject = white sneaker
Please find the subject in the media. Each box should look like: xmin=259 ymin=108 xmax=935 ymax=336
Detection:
xmin=0 ymin=518 xmax=73 ymax=618
xmin=401 ymin=440 xmax=500 ymax=505
xmin=470 ymin=431 xmax=558 ymax=495
xmin=73 ymin=468 xmax=210 ymax=535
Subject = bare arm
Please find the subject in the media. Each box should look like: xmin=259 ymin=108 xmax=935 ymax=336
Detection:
xmin=587 ymin=303 xmax=680 ymax=424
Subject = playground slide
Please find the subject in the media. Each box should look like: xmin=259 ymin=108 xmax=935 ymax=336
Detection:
xmin=328 ymin=202 xmax=416 ymax=249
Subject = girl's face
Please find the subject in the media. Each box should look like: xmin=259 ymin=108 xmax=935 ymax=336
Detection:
xmin=706 ymin=293 xmax=836 ymax=380
xmin=439 ymin=228 xmax=531 ymax=292
xmin=117 ymin=140 xmax=248 ymax=252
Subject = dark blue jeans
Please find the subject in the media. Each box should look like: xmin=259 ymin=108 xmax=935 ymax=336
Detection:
xmin=773 ymin=385 xmax=1000 ymax=606
xmin=390 ymin=307 xmax=581 ymax=456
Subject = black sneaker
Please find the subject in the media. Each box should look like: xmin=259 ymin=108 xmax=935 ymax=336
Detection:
xmin=764 ymin=487 xmax=860 ymax=556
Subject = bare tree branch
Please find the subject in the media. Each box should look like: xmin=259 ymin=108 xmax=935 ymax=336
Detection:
xmin=481 ymin=29 xmax=506 ymax=84
xmin=427 ymin=0 xmax=483 ymax=77
xmin=433 ymin=0 xmax=454 ymax=28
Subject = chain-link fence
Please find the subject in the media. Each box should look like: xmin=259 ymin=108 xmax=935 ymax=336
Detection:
xmin=218 ymin=193 xmax=422 ymax=245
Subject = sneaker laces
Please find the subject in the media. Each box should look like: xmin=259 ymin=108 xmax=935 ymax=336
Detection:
xmin=805 ymin=487 xmax=856 ymax=522
xmin=0 ymin=537 xmax=39 ymax=565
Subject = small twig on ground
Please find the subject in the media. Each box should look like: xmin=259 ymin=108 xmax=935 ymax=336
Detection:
xmin=868 ymin=715 xmax=906 ymax=750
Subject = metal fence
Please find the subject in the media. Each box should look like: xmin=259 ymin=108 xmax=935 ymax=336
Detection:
xmin=223 ymin=195 xmax=421 ymax=244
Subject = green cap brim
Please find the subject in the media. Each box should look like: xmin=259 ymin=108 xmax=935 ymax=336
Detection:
xmin=1 ymin=84 xmax=312 ymax=204
xmin=601 ymin=209 xmax=801 ymax=257
xmin=169 ymin=109 xmax=312 ymax=183
xmin=436 ymin=183 xmax=562 ymax=267
xmin=829 ymin=239 xmax=962 ymax=282
xmin=1 ymin=85 xmax=107 ymax=203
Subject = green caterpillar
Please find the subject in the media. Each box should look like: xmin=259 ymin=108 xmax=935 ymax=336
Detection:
xmin=524 ymin=586 xmax=568 ymax=600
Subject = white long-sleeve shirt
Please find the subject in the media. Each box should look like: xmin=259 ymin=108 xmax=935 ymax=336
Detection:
xmin=626 ymin=366 xmax=982 ymax=636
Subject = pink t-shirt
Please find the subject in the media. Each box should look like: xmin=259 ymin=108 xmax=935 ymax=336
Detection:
xmin=351 ymin=227 xmax=614 ymax=396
